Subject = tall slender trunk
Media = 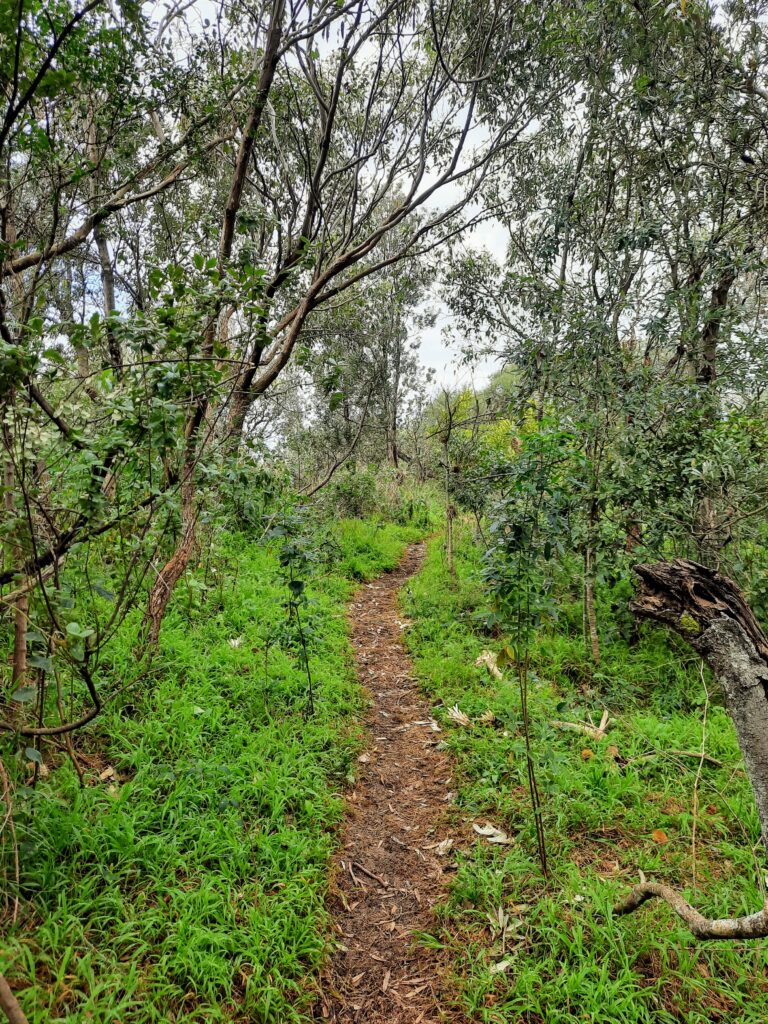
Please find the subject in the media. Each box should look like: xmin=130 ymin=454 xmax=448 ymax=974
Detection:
xmin=442 ymin=429 xmax=455 ymax=575
xmin=95 ymin=224 xmax=121 ymax=373
xmin=143 ymin=0 xmax=285 ymax=645
xmin=693 ymin=267 xmax=735 ymax=567
xmin=583 ymin=436 xmax=601 ymax=663
xmin=387 ymin=329 xmax=401 ymax=468
xmin=583 ymin=546 xmax=600 ymax=664
xmin=697 ymin=494 xmax=720 ymax=568
xmin=3 ymin=449 xmax=27 ymax=686
xmin=446 ymin=503 xmax=455 ymax=576
xmin=88 ymin=109 xmax=121 ymax=373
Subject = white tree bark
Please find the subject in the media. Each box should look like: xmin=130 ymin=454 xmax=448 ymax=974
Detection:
xmin=614 ymin=559 xmax=768 ymax=938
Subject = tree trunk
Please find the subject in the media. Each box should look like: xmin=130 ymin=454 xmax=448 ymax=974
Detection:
xmin=614 ymin=558 xmax=768 ymax=938
xmin=583 ymin=470 xmax=601 ymax=663
xmin=3 ymin=450 xmax=27 ymax=687
xmin=583 ymin=547 xmax=600 ymax=664
xmin=696 ymin=268 xmax=735 ymax=387
xmin=143 ymin=458 xmax=197 ymax=647
xmin=693 ymin=267 xmax=735 ymax=567
xmin=446 ymin=503 xmax=455 ymax=575
xmin=0 ymin=974 xmax=30 ymax=1024
xmin=88 ymin=105 xmax=121 ymax=374
xmin=140 ymin=0 xmax=285 ymax=643
xmin=94 ymin=225 xmax=121 ymax=373
xmin=387 ymin=333 xmax=401 ymax=468
xmin=386 ymin=435 xmax=399 ymax=469
xmin=11 ymin=591 xmax=28 ymax=686
xmin=697 ymin=493 xmax=720 ymax=569
xmin=442 ymin=425 xmax=455 ymax=575
xmin=631 ymin=558 xmax=768 ymax=852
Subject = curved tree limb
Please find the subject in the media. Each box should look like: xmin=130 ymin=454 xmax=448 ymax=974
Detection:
xmin=615 ymin=881 xmax=768 ymax=940
xmin=0 ymin=974 xmax=29 ymax=1024
xmin=0 ymin=0 xmax=104 ymax=153
xmin=614 ymin=558 xmax=768 ymax=937
xmin=301 ymin=388 xmax=372 ymax=498
xmin=5 ymin=132 xmax=231 ymax=277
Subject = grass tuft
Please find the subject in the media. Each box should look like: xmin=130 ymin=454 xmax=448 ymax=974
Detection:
xmin=1 ymin=519 xmax=421 ymax=1023
xmin=402 ymin=524 xmax=768 ymax=1024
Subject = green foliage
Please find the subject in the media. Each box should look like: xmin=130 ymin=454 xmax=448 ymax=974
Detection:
xmin=314 ymin=466 xmax=440 ymax=532
xmin=480 ymin=425 xmax=582 ymax=637
xmin=402 ymin=526 xmax=768 ymax=1022
xmin=0 ymin=518 xmax=419 ymax=1022
xmin=4 ymin=0 xmax=768 ymax=1012
xmin=330 ymin=518 xmax=424 ymax=580
xmin=320 ymin=465 xmax=382 ymax=519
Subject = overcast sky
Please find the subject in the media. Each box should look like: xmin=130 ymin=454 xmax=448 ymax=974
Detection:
xmin=418 ymin=214 xmax=507 ymax=393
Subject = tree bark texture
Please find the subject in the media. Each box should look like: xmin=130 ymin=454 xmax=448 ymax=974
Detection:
xmin=0 ymin=975 xmax=29 ymax=1024
xmin=631 ymin=558 xmax=768 ymax=852
xmin=614 ymin=558 xmax=768 ymax=938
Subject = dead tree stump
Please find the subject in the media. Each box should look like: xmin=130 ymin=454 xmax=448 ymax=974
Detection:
xmin=613 ymin=558 xmax=768 ymax=938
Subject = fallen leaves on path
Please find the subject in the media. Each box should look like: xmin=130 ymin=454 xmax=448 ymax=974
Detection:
xmin=473 ymin=822 xmax=514 ymax=845
xmin=318 ymin=545 xmax=466 ymax=1024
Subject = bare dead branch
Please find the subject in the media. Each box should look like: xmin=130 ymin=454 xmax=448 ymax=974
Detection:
xmin=0 ymin=974 xmax=29 ymax=1024
xmin=614 ymin=880 xmax=768 ymax=940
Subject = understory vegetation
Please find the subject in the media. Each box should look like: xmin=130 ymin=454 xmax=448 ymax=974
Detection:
xmin=1 ymin=518 xmax=423 ymax=1022
xmin=5 ymin=0 xmax=768 ymax=1019
xmin=404 ymin=527 xmax=768 ymax=1023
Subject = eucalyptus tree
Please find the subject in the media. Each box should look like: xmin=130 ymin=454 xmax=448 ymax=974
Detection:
xmin=563 ymin=0 xmax=768 ymax=569
xmin=1 ymin=0 xmax=566 ymax=769
xmin=278 ymin=249 xmax=433 ymax=494
xmin=0 ymin=0 xmax=360 ymax=735
xmin=443 ymin=0 xmax=768 ymax=939
xmin=140 ymin=0 xmax=565 ymax=635
xmin=444 ymin=0 xmax=768 ymax=663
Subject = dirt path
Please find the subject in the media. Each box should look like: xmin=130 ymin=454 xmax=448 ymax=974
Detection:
xmin=317 ymin=543 xmax=461 ymax=1024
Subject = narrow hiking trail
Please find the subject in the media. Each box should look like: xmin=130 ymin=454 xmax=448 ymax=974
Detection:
xmin=317 ymin=543 xmax=463 ymax=1024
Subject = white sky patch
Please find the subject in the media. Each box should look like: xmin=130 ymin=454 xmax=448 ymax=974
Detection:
xmin=419 ymin=212 xmax=508 ymax=392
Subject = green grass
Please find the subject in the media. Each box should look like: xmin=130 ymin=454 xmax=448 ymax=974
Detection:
xmin=1 ymin=518 xmax=422 ymax=1023
xmin=7 ymin=511 xmax=767 ymax=1022
xmin=401 ymin=524 xmax=768 ymax=1023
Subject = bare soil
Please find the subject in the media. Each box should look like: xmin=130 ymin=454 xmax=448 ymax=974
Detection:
xmin=317 ymin=543 xmax=463 ymax=1024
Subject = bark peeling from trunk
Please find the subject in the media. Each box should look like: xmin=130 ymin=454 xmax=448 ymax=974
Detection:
xmin=613 ymin=558 xmax=768 ymax=939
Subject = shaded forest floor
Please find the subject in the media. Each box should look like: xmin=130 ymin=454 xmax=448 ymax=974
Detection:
xmin=4 ymin=518 xmax=768 ymax=1023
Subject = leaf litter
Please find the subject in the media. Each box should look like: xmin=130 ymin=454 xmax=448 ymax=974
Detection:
xmin=318 ymin=544 xmax=469 ymax=1023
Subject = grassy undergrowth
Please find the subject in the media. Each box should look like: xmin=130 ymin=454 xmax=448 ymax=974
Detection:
xmin=1 ymin=518 xmax=422 ymax=1023
xmin=402 ymin=525 xmax=768 ymax=1023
